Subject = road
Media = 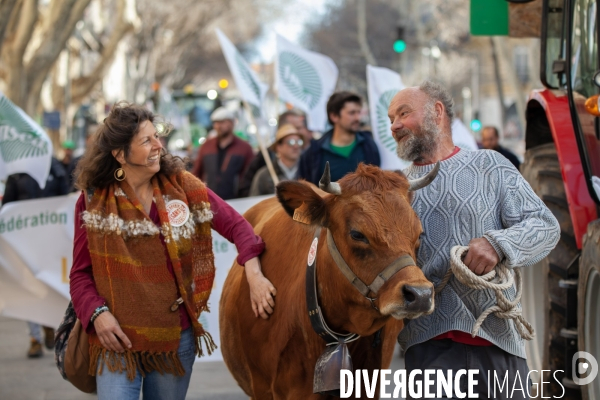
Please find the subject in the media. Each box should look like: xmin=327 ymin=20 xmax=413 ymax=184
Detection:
xmin=0 ymin=315 xmax=405 ymax=399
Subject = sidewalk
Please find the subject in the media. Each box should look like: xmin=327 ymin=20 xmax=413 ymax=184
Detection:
xmin=0 ymin=316 xmax=245 ymax=400
xmin=0 ymin=315 xmax=405 ymax=399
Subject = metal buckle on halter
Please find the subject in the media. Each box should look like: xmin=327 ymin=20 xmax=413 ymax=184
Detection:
xmin=366 ymin=296 xmax=379 ymax=311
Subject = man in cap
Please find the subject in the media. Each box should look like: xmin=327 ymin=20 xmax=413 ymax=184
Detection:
xmin=249 ymin=124 xmax=303 ymax=196
xmin=192 ymin=107 xmax=254 ymax=199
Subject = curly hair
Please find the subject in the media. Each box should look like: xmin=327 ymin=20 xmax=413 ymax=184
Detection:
xmin=74 ymin=102 xmax=186 ymax=190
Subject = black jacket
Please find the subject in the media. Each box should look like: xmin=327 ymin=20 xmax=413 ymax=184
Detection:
xmin=2 ymin=157 xmax=69 ymax=205
xmin=298 ymin=130 xmax=380 ymax=185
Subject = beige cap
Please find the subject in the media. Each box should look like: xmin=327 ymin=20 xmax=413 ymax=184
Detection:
xmin=275 ymin=124 xmax=301 ymax=142
xmin=270 ymin=124 xmax=301 ymax=149
xmin=210 ymin=107 xmax=235 ymax=122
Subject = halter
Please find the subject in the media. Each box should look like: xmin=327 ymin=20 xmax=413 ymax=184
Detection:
xmin=305 ymin=227 xmax=417 ymax=345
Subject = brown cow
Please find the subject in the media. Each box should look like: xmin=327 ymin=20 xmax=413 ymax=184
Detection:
xmin=220 ymin=163 xmax=438 ymax=399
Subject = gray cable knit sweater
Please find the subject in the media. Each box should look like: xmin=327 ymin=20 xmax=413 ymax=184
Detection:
xmin=398 ymin=148 xmax=560 ymax=359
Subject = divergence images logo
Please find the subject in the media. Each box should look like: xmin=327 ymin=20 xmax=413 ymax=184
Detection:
xmin=278 ymin=51 xmax=321 ymax=110
xmin=0 ymin=97 xmax=49 ymax=162
xmin=235 ymin=53 xmax=261 ymax=103
xmin=573 ymin=351 xmax=598 ymax=385
xmin=376 ymin=89 xmax=399 ymax=152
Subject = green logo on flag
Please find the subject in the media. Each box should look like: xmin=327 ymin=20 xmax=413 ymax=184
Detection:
xmin=235 ymin=54 xmax=261 ymax=103
xmin=278 ymin=51 xmax=321 ymax=109
xmin=0 ymin=96 xmax=49 ymax=162
xmin=376 ymin=90 xmax=398 ymax=152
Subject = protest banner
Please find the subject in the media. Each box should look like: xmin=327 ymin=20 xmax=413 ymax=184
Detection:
xmin=0 ymin=193 xmax=270 ymax=362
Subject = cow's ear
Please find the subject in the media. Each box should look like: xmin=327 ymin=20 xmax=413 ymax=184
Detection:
xmin=276 ymin=181 xmax=327 ymax=225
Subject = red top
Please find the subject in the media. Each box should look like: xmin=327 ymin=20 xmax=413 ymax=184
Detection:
xmin=433 ymin=331 xmax=493 ymax=346
xmin=413 ymin=146 xmax=461 ymax=166
xmin=70 ymin=188 xmax=265 ymax=334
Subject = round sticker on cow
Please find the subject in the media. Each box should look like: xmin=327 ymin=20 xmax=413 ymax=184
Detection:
xmin=166 ymin=200 xmax=190 ymax=227
xmin=307 ymin=237 xmax=318 ymax=266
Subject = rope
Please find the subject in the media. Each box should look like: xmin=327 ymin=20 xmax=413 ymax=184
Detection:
xmin=435 ymin=245 xmax=535 ymax=340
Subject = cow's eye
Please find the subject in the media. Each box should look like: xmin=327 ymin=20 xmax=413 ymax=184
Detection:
xmin=350 ymin=230 xmax=369 ymax=244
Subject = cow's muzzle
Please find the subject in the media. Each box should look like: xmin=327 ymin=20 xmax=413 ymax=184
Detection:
xmin=402 ymin=284 xmax=434 ymax=313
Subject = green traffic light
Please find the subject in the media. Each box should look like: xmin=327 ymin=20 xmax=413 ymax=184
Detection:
xmin=393 ymin=40 xmax=406 ymax=53
xmin=470 ymin=119 xmax=482 ymax=132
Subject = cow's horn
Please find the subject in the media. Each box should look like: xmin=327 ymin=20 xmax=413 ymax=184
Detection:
xmin=408 ymin=161 xmax=440 ymax=191
xmin=319 ymin=162 xmax=342 ymax=195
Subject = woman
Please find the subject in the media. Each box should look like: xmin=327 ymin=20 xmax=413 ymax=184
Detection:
xmin=70 ymin=102 xmax=276 ymax=399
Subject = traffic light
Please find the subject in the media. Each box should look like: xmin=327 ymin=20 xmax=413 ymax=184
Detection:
xmin=470 ymin=119 xmax=482 ymax=132
xmin=393 ymin=26 xmax=406 ymax=53
xmin=218 ymin=79 xmax=229 ymax=89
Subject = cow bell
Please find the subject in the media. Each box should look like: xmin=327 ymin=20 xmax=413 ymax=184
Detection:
xmin=313 ymin=342 xmax=353 ymax=396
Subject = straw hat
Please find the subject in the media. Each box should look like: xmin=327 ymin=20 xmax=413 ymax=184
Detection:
xmin=270 ymin=124 xmax=301 ymax=150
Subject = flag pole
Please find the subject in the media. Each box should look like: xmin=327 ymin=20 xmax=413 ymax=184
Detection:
xmin=242 ymin=101 xmax=280 ymax=188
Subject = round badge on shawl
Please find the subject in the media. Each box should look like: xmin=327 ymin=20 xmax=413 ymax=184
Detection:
xmin=308 ymin=237 xmax=318 ymax=266
xmin=166 ymin=200 xmax=190 ymax=227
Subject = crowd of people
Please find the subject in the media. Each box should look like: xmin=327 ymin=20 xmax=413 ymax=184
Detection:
xmin=0 ymin=81 xmax=550 ymax=400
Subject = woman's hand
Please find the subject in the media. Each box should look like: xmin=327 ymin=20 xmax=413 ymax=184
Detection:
xmin=93 ymin=311 xmax=132 ymax=352
xmin=245 ymin=257 xmax=277 ymax=319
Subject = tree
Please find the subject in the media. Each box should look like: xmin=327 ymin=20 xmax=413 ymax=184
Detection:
xmin=1 ymin=0 xmax=92 ymax=115
xmin=123 ymin=0 xmax=281 ymax=104
xmin=0 ymin=0 xmax=137 ymax=118
xmin=0 ymin=0 xmax=19 ymax=56
xmin=50 ymin=0 xmax=136 ymax=111
xmin=304 ymin=0 xmax=401 ymax=95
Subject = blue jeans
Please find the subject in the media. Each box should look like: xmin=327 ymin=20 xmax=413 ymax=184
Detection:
xmin=96 ymin=328 xmax=196 ymax=400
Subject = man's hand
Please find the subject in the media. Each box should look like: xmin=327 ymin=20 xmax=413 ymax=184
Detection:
xmin=245 ymin=257 xmax=277 ymax=319
xmin=463 ymin=237 xmax=500 ymax=276
xmin=93 ymin=311 xmax=132 ymax=353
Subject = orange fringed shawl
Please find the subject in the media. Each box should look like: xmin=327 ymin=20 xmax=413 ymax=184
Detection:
xmin=83 ymin=171 xmax=216 ymax=380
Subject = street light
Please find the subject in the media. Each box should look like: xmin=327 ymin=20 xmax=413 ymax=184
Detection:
xmin=207 ymin=90 xmax=218 ymax=100
xmin=431 ymin=45 xmax=441 ymax=59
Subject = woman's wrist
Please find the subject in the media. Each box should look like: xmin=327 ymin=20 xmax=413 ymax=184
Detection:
xmin=90 ymin=305 xmax=109 ymax=324
xmin=244 ymin=257 xmax=260 ymax=270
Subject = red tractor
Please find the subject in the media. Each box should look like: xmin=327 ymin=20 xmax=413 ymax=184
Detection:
xmin=490 ymin=0 xmax=600 ymax=398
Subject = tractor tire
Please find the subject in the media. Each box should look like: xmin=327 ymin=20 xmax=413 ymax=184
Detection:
xmin=577 ymin=219 xmax=600 ymax=400
xmin=521 ymin=143 xmax=580 ymax=399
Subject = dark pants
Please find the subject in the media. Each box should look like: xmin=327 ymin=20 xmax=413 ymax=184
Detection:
xmin=405 ymin=339 xmax=530 ymax=400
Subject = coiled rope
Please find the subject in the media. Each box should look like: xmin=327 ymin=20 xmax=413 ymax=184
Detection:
xmin=435 ymin=245 xmax=535 ymax=340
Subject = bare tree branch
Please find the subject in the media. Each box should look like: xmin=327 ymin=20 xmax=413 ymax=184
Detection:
xmin=54 ymin=0 xmax=134 ymax=108
xmin=10 ymin=0 xmax=36 ymax=62
xmin=356 ymin=0 xmax=377 ymax=66
xmin=0 ymin=0 xmax=19 ymax=55
xmin=4 ymin=0 xmax=37 ymax=108
xmin=22 ymin=0 xmax=92 ymax=114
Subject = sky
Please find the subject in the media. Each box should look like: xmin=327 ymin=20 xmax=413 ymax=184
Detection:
xmin=254 ymin=0 xmax=330 ymax=62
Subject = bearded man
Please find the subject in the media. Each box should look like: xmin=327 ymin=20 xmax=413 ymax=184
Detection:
xmin=389 ymin=81 xmax=560 ymax=399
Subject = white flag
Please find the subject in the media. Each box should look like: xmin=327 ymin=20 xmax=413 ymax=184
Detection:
xmin=366 ymin=65 xmax=408 ymax=170
xmin=216 ymin=29 xmax=268 ymax=110
xmin=451 ymin=118 xmax=479 ymax=151
xmin=0 ymin=92 xmax=53 ymax=188
xmin=275 ymin=35 xmax=338 ymax=131
xmin=366 ymin=65 xmax=479 ymax=170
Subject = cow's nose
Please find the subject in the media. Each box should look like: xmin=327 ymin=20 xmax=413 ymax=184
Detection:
xmin=402 ymin=284 xmax=433 ymax=312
